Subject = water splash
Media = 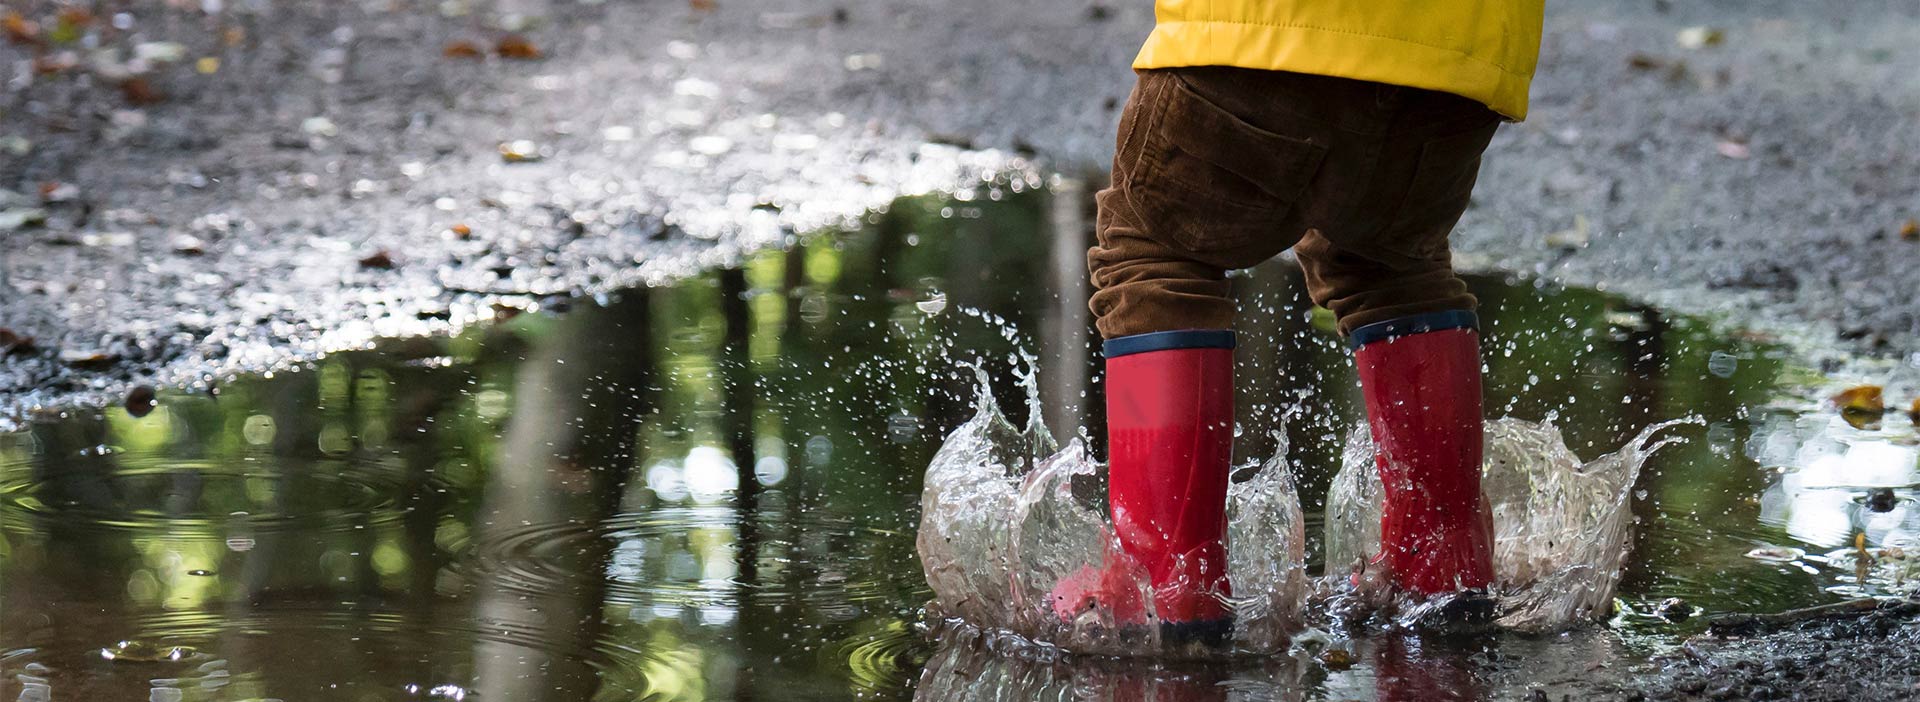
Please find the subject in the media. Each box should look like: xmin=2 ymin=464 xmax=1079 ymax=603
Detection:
xmin=918 ymin=361 xmax=1308 ymax=655
xmin=920 ymin=362 xmax=1699 ymax=652
xmin=1325 ymin=417 xmax=1700 ymax=632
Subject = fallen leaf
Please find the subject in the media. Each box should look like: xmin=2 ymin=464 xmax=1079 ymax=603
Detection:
xmin=1544 ymin=214 xmax=1591 ymax=249
xmin=1899 ymin=219 xmax=1918 ymax=242
xmin=1675 ymin=26 xmax=1723 ymax=50
xmin=0 ymin=328 xmax=36 ymax=355
xmin=1910 ymin=398 xmax=1919 ymax=426
xmin=195 ymin=57 xmax=219 ymax=74
xmin=50 ymin=7 xmax=89 ymax=43
xmin=171 ymin=235 xmax=206 ymax=255
xmin=1626 ymin=53 xmax=1665 ymax=70
xmin=125 ymin=385 xmax=157 ymax=417
xmin=32 ymin=52 xmax=78 ymax=74
xmin=690 ymin=0 xmax=717 ymax=11
xmin=301 ymin=116 xmax=338 ymax=137
xmin=2 ymin=11 xmax=40 ymax=46
xmin=0 ymin=207 xmax=48 ymax=231
xmin=498 ymin=140 xmax=542 ymax=162
xmin=119 ymin=78 xmax=165 ymax=105
xmin=59 ymin=349 xmax=119 ymax=369
xmin=222 ymin=27 xmax=246 ymax=47
xmin=133 ymin=41 xmax=189 ymax=64
xmin=359 ymin=250 xmax=396 ymax=269
xmin=495 ymin=35 xmax=541 ymax=59
xmin=1833 ymin=385 xmax=1884 ymax=413
xmin=442 ymin=40 xmax=484 ymax=59
xmin=1714 ymin=139 xmax=1750 ymax=160
xmin=449 ymin=223 xmax=473 ymax=239
xmin=1833 ymin=385 xmax=1884 ymax=429
xmin=55 ymin=8 xmax=91 ymax=29
xmin=38 ymin=181 xmax=79 ymax=203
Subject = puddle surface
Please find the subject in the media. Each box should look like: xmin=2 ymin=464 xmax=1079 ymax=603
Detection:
xmin=1 ymin=189 xmax=1915 ymax=699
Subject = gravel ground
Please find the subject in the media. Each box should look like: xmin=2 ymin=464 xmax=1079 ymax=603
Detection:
xmin=3 ymin=0 xmax=1919 ymax=415
xmin=1631 ymin=601 xmax=1920 ymax=701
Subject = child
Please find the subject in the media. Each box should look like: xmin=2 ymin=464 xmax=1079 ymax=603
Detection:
xmin=1054 ymin=1 xmax=1544 ymax=642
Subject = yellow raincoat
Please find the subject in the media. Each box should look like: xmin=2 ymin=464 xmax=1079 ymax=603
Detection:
xmin=1134 ymin=0 xmax=1544 ymax=120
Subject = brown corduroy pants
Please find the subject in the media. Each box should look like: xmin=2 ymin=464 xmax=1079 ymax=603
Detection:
xmin=1088 ymin=67 xmax=1503 ymax=339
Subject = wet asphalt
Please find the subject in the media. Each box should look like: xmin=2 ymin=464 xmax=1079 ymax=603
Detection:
xmin=4 ymin=0 xmax=1919 ymax=419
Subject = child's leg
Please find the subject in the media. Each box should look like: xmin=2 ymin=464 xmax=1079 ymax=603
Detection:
xmin=1074 ymin=69 xmax=1331 ymax=639
xmin=1290 ymin=90 xmax=1502 ymax=598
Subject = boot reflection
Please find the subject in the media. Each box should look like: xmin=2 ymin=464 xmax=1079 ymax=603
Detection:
xmin=1368 ymin=633 xmax=1489 ymax=702
xmin=914 ymin=634 xmax=1305 ymax=702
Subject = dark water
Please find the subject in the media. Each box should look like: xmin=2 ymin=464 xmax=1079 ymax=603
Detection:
xmin=1 ymin=189 xmax=1912 ymax=700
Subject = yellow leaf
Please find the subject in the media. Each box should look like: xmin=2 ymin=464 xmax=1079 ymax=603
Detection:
xmin=1832 ymin=386 xmax=1885 ymax=430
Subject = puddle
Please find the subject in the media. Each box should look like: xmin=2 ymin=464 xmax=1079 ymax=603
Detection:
xmin=0 ymin=188 xmax=1915 ymax=699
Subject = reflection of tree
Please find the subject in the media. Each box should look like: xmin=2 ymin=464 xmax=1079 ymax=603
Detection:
xmin=720 ymin=267 xmax=762 ymax=585
xmin=19 ymin=415 xmax=130 ymax=603
xmin=1613 ymin=305 xmax=1668 ymax=597
xmin=1040 ymin=179 xmax=1094 ymax=440
xmin=470 ymin=290 xmax=655 ymax=701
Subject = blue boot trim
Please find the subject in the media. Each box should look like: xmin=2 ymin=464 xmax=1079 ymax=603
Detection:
xmin=1348 ymin=310 xmax=1478 ymax=351
xmin=1103 ymin=330 xmax=1236 ymax=358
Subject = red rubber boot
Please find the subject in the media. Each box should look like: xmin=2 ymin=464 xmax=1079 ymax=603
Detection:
xmin=1351 ymin=311 xmax=1494 ymax=596
xmin=1101 ymin=330 xmax=1236 ymax=642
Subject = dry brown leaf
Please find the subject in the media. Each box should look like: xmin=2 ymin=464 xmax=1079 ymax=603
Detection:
xmin=443 ymin=40 xmax=484 ymax=59
xmin=119 ymin=78 xmax=165 ymax=105
xmin=449 ymin=223 xmax=473 ymax=239
xmin=59 ymin=349 xmax=118 ymax=369
xmin=690 ymin=0 xmax=717 ymax=11
xmin=1626 ymin=53 xmax=1665 ymax=70
xmin=359 ymin=250 xmax=396 ymax=269
xmin=1832 ymin=385 xmax=1885 ymax=414
xmin=3 ymin=11 xmax=40 ymax=45
xmin=1910 ymin=398 xmax=1919 ymax=426
xmin=31 ymin=52 xmax=77 ymax=75
xmin=0 ymin=328 xmax=36 ymax=356
xmin=495 ymin=35 xmax=541 ymax=59
xmin=1899 ymin=219 xmax=1919 ymax=242
xmin=55 ymin=8 xmax=91 ymax=28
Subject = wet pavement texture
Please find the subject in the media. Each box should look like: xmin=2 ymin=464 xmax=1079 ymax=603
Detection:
xmin=5 ymin=0 xmax=1920 ymax=419
xmin=3 ymin=192 xmax=1917 ymax=700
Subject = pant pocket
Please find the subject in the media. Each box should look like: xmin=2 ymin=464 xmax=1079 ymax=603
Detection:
xmin=1126 ymin=74 xmax=1327 ymax=258
xmin=1380 ymin=121 xmax=1498 ymax=260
